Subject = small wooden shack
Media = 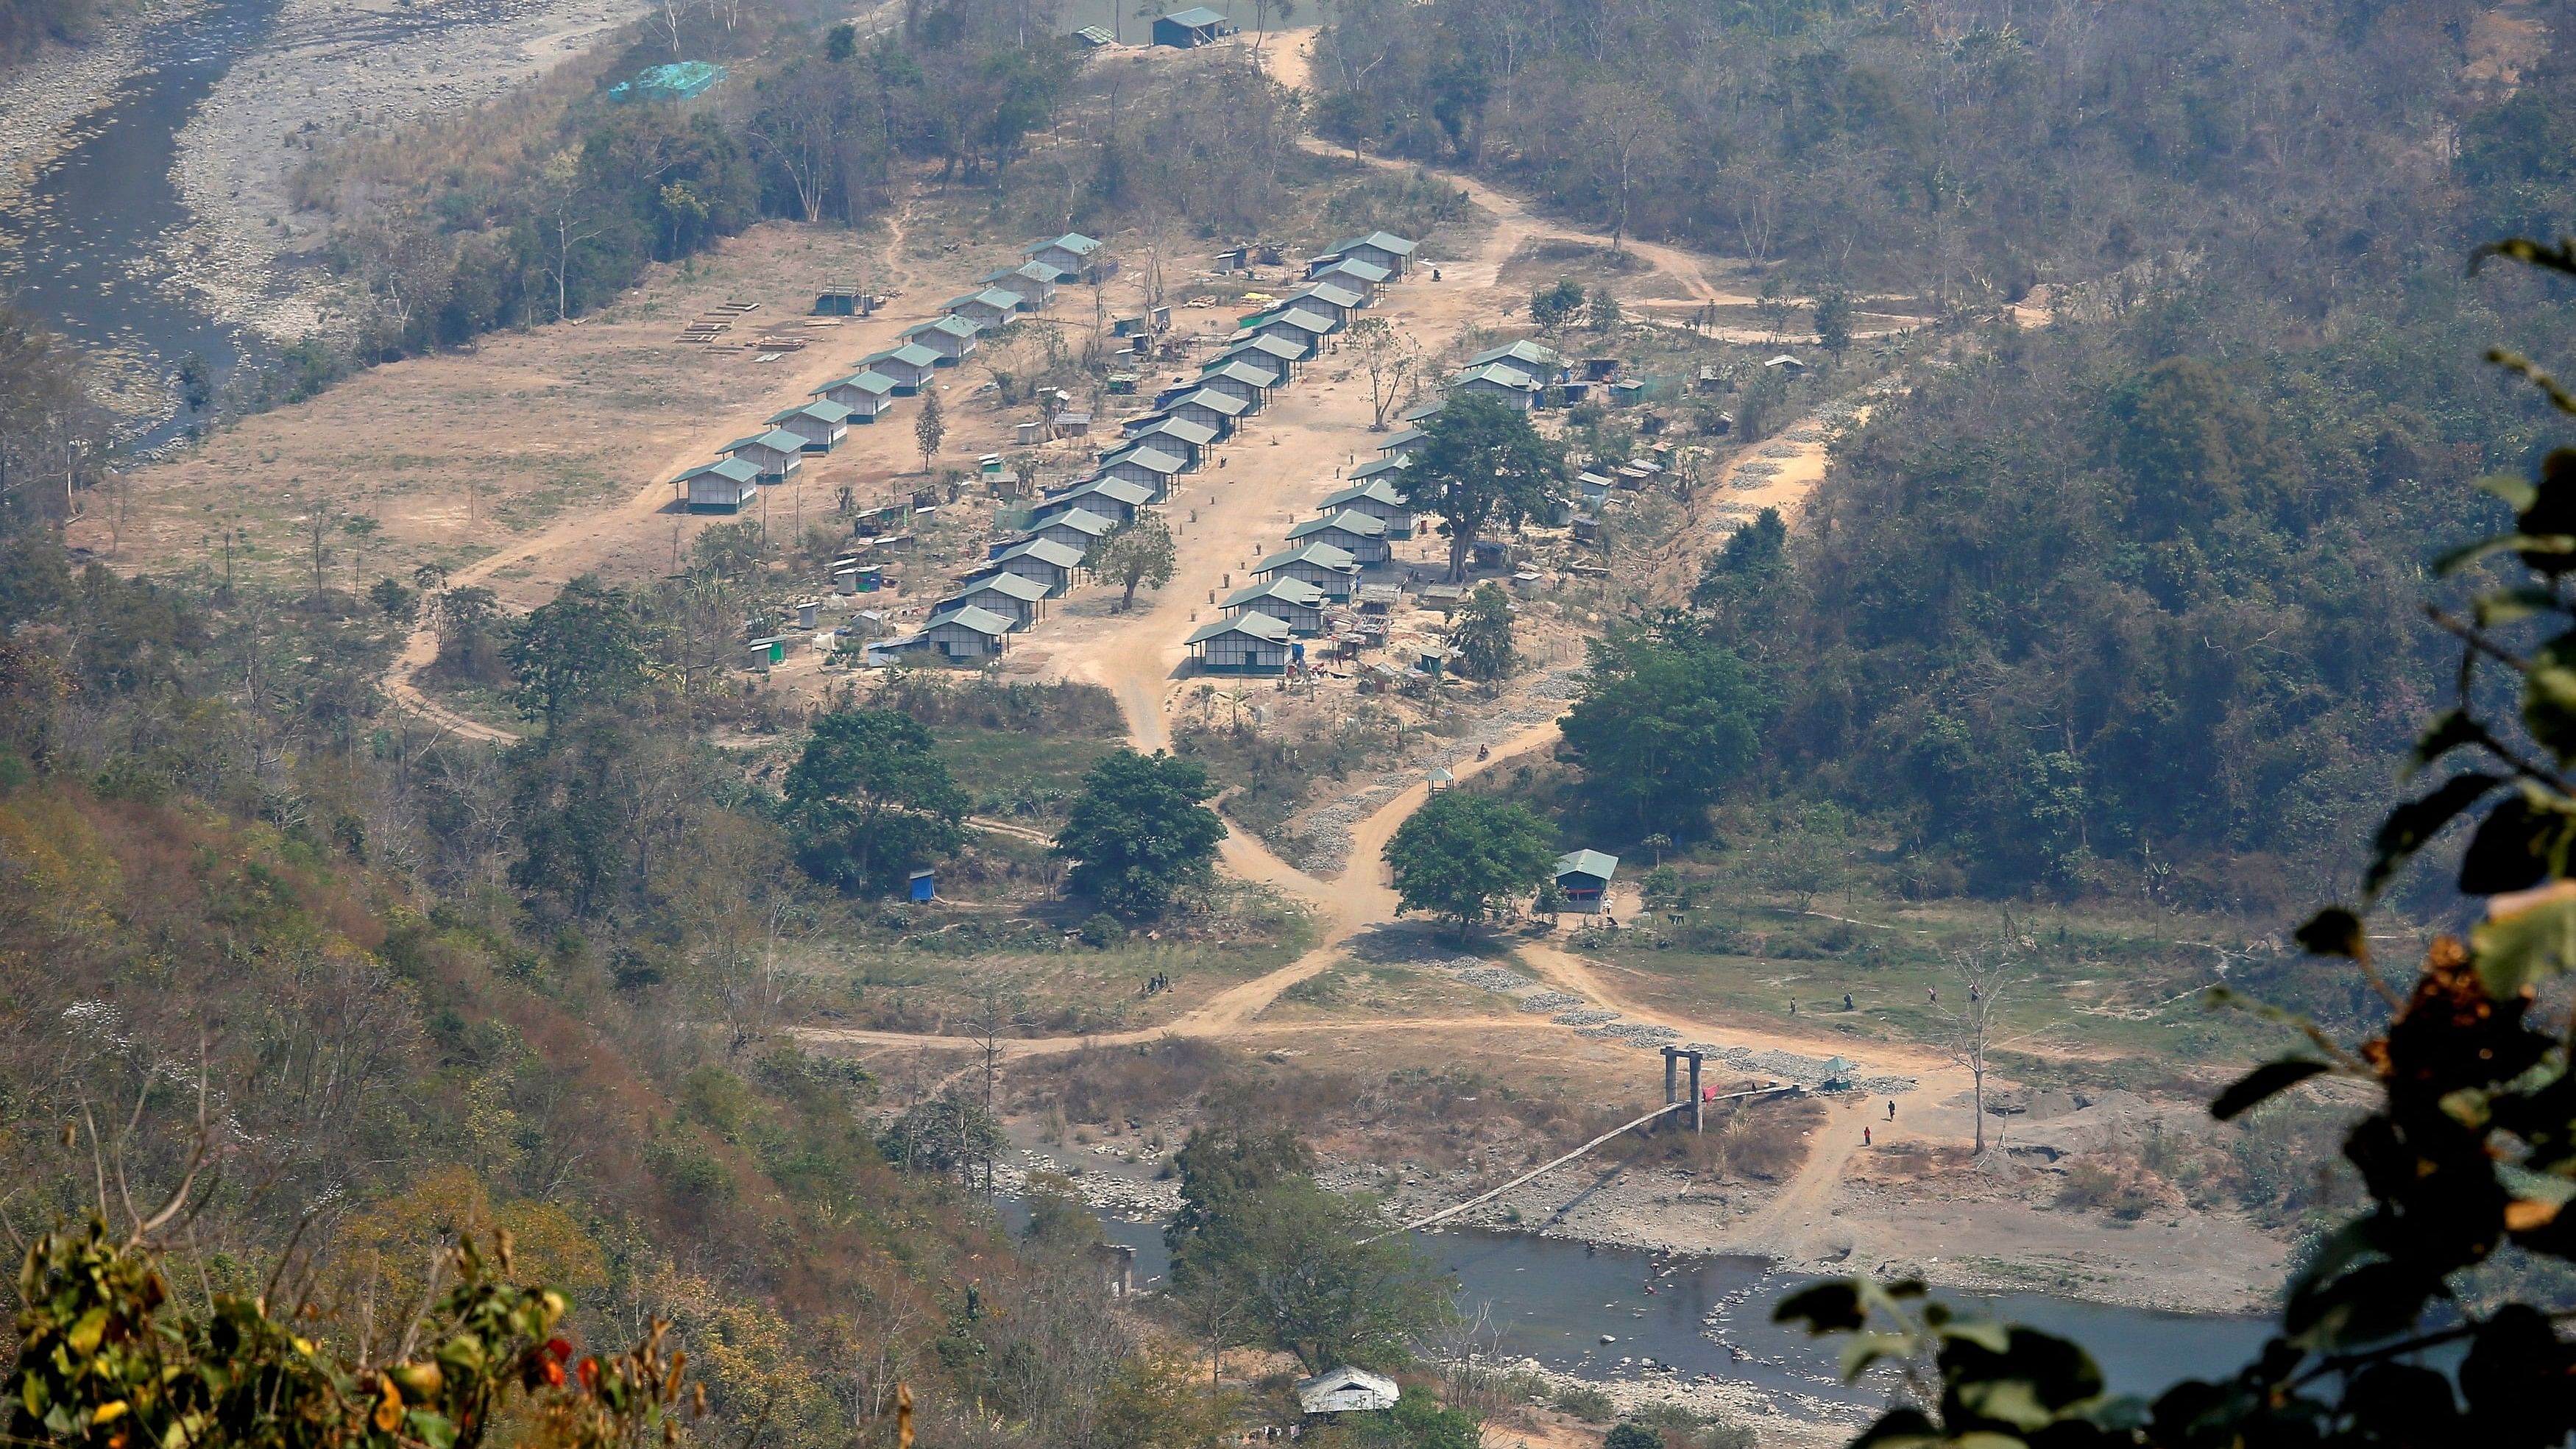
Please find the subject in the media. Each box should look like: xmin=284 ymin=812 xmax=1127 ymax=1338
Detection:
xmin=1552 ymin=849 xmax=1619 ymax=913
xmin=1152 ymin=6 xmax=1236 ymax=47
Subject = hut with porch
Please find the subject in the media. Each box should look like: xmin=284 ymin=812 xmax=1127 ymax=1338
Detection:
xmin=1028 ymin=232 xmax=1103 ymax=281
xmin=860 ymin=344 xmax=941 ymax=392
xmin=1253 ymin=541 xmax=1360 ymax=598
xmin=813 ymin=370 xmax=897 ymax=419
xmin=718 ymin=429 xmax=807 ymax=483
xmin=938 ymin=572 xmax=1049 ymax=630
xmin=1098 ymin=446 xmax=1186 ymax=496
xmin=972 ymin=537 xmax=1086 ymax=595
xmin=1317 ymin=230 xmax=1418 ymax=278
xmin=901 ymin=313 xmax=982 ymax=364
xmin=921 ymin=604 xmax=1015 ymax=662
xmin=1287 ymin=509 xmax=1390 ymax=564
xmin=1317 ymin=478 xmax=1411 ymax=537
xmin=1029 ymin=506 xmax=1116 ymax=555
xmin=1186 ymin=612 xmax=1293 ymax=673
xmin=1222 ymin=576 xmax=1328 ymax=634
xmin=676 ymin=458 xmax=760 ymax=513
xmin=768 ymin=400 xmax=852 ymax=452
xmin=1551 ymin=849 xmax=1619 ymax=913
xmin=1152 ymin=6 xmax=1236 ymax=46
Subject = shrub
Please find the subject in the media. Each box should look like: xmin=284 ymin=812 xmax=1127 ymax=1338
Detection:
xmin=1080 ymin=913 xmax=1125 ymax=947
xmin=1551 ymin=1384 xmax=1614 ymax=1422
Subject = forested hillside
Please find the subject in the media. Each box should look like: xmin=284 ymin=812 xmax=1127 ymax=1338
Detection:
xmin=1351 ymin=0 xmax=2576 ymax=911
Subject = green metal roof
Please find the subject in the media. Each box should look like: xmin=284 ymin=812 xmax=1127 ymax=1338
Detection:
xmin=1186 ymin=611 xmax=1292 ymax=646
xmin=1321 ymin=479 xmax=1407 ymax=510
xmin=1288 ymin=510 xmax=1386 ymax=542
xmin=949 ymin=572 xmax=1049 ymax=603
xmin=996 ymin=538 xmax=1086 ymax=568
xmin=1224 ymin=577 xmax=1326 ymax=609
xmin=815 ymin=370 xmax=898 ymax=397
xmin=1039 ymin=507 xmax=1116 ymax=537
xmin=1554 ymin=849 xmax=1619 ymax=882
xmin=925 ymin=604 xmax=1015 ymax=637
xmin=1255 ymin=542 xmax=1358 ymax=574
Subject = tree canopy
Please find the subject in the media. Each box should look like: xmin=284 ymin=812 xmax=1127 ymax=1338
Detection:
xmin=782 ymin=707 xmax=969 ymax=894
xmin=1384 ymin=790 xmax=1557 ymax=936
xmin=1446 ymin=581 xmax=1515 ymax=682
xmin=1054 ymin=748 xmax=1226 ymax=918
xmin=1409 ymin=394 xmax=1566 ymax=581
xmin=1557 ymin=616 xmax=1769 ymax=837
xmin=1095 ymin=513 xmax=1177 ymax=612
xmin=504 ymin=575 xmax=643 ymax=731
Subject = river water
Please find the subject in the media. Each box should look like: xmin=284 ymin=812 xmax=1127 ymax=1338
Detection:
xmin=0 ymin=0 xmax=283 ymax=444
xmin=1005 ymin=1202 xmax=2276 ymax=1411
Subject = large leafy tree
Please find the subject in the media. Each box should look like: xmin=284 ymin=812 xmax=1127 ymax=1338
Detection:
xmin=1384 ymin=790 xmax=1557 ymax=938
xmin=505 ymin=575 xmax=643 ymax=731
xmin=1053 ymin=748 xmax=1225 ymax=918
xmin=1557 ymin=615 xmax=1769 ymax=837
xmin=1095 ymin=513 xmax=1177 ymax=611
xmin=1410 ymin=394 xmax=1566 ymax=581
xmin=782 ymin=708 xmax=967 ymax=894
xmin=1165 ymin=1124 xmax=1449 ymax=1375
xmin=1780 ymin=241 xmax=2576 ymax=1449
xmin=1446 ymin=581 xmax=1515 ymax=682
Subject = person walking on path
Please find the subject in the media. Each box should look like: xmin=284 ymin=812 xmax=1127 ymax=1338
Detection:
xmin=1864 ymin=1127 xmax=1872 ymax=1146
xmin=1887 ymin=1099 xmax=1897 ymax=1121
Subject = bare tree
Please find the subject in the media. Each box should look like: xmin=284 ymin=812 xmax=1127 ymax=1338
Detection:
xmin=1347 ymin=316 xmax=1420 ymax=431
xmin=536 ymin=149 xmax=604 ymax=323
xmin=749 ymin=62 xmax=851 ymax=224
xmin=1575 ymin=82 xmax=1672 ymax=253
xmin=1936 ymin=935 xmax=2032 ymax=1155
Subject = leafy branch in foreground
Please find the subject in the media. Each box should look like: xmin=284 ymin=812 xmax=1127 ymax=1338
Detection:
xmin=7 ymin=1223 xmax=701 ymax=1449
xmin=1776 ymin=241 xmax=2576 ymax=1449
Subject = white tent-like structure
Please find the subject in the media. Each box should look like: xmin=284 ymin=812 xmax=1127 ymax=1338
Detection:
xmin=1295 ymin=1367 xmax=1399 ymax=1415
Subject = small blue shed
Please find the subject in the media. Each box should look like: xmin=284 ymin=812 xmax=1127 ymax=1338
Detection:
xmin=908 ymin=868 xmax=936 ymax=902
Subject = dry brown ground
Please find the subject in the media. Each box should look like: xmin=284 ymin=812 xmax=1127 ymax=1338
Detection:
xmin=92 ymin=26 xmax=2279 ymax=1319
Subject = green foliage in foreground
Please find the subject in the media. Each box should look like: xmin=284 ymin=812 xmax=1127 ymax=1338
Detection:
xmin=785 ymin=707 xmax=969 ymax=895
xmin=1054 ymin=748 xmax=1226 ymax=918
xmin=1781 ymin=244 xmax=2576 ymax=1449
xmin=7 ymin=1225 xmax=680 ymax=1449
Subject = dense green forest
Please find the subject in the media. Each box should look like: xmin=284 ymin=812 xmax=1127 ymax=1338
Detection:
xmin=1325 ymin=0 xmax=2576 ymax=910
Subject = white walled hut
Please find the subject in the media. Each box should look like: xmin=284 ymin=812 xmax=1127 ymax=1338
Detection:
xmin=1196 ymin=360 xmax=1278 ymax=413
xmin=972 ymin=536 xmax=1086 ymax=596
xmin=1253 ymin=541 xmax=1360 ymax=599
xmin=1286 ymin=509 xmax=1390 ymax=564
xmin=1119 ymin=415 xmax=1216 ymax=469
xmin=1320 ymin=231 xmax=1418 ymax=279
xmin=860 ymin=345 xmax=942 ymax=392
xmin=1317 ymin=478 xmax=1412 ymax=538
xmin=718 ymin=429 xmax=807 ymax=483
xmin=944 ymin=288 xmax=1026 ymax=328
xmin=1446 ymin=361 xmax=1543 ymax=411
xmin=1097 ymin=445 xmax=1186 ymax=497
xmin=1032 ymin=477 xmax=1155 ymax=525
xmin=1295 ymin=1368 xmax=1400 ymax=1416
xmin=1222 ymin=575 xmax=1328 ymax=635
xmin=813 ymin=369 xmax=898 ymax=420
xmin=768 ymin=400 xmax=853 ymax=452
xmin=1163 ymin=388 xmax=1248 ymax=438
xmin=676 ymin=457 xmax=760 ymax=513
xmin=1027 ymin=232 xmax=1103 ymax=282
xmin=1206 ymin=334 xmax=1303 ymax=383
xmin=1030 ymin=506 xmax=1116 ymax=555
xmin=937 ymin=571 xmax=1050 ymax=630
xmin=1284 ymin=281 xmax=1367 ymax=327
xmin=1308 ymin=256 xmax=1391 ymax=295
xmin=1186 ymin=611 xmax=1293 ymax=674
xmin=902 ymin=313 xmax=983 ymax=364
xmin=981 ymin=261 xmax=1059 ymax=309
xmin=921 ymin=603 xmax=1014 ymax=661
xmin=1467 ymin=339 xmax=1562 ymax=374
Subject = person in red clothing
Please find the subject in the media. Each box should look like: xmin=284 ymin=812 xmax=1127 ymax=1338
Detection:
xmin=1864 ymin=1126 xmax=1873 ymax=1146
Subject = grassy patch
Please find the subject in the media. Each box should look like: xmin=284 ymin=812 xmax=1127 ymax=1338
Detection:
xmin=931 ymin=725 xmax=1117 ymax=826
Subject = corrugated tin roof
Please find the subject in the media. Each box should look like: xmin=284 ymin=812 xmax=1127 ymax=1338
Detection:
xmin=1288 ymin=509 xmax=1387 ymax=542
xmin=949 ymin=572 xmax=1050 ymax=602
xmin=1187 ymin=611 xmax=1293 ymax=645
xmin=1255 ymin=542 xmax=1359 ymax=573
xmin=1554 ymin=849 xmax=1620 ymax=881
xmin=676 ymin=457 xmax=760 ymax=483
xmin=1162 ymin=7 xmax=1232 ymax=26
xmin=1039 ymin=507 xmax=1117 ymax=536
xmin=1321 ymin=479 xmax=1408 ymax=509
xmin=996 ymin=537 xmax=1087 ymax=567
xmin=926 ymin=604 xmax=1016 ymax=637
xmin=1225 ymin=576 xmax=1327 ymax=609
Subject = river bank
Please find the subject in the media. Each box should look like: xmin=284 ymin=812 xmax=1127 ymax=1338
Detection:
xmin=166 ymin=0 xmax=649 ymax=341
xmin=0 ymin=0 xmax=196 ymax=210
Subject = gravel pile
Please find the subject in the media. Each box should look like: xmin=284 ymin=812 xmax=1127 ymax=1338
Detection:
xmin=1450 ymin=965 xmax=1538 ymax=993
xmin=1521 ymin=991 xmax=1585 ymax=1013
xmin=1783 ymin=426 xmax=1827 ymax=442
xmin=1758 ymin=444 xmax=1802 ymax=458
xmin=1579 ymin=1022 xmax=1681 ymax=1045
xmin=1552 ymin=1007 xmax=1621 ymax=1027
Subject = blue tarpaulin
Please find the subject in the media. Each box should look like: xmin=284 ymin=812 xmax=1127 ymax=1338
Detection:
xmin=610 ymin=61 xmax=726 ymax=102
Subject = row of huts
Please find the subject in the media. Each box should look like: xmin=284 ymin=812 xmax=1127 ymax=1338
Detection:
xmin=673 ymin=236 xmax=1098 ymax=515
xmin=1181 ymin=234 xmax=1431 ymax=674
